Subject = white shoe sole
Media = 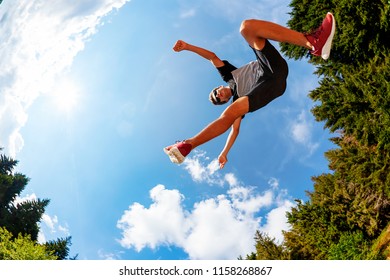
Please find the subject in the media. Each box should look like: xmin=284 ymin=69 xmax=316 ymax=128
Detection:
xmin=163 ymin=147 xmax=185 ymax=164
xmin=321 ymin=12 xmax=336 ymax=60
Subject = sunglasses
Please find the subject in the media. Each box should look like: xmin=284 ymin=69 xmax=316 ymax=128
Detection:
xmin=213 ymin=89 xmax=221 ymax=103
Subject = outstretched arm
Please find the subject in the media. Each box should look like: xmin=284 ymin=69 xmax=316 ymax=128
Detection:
xmin=218 ymin=117 xmax=242 ymax=169
xmin=173 ymin=40 xmax=225 ymax=68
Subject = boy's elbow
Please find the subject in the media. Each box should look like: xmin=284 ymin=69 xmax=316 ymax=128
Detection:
xmin=210 ymin=52 xmax=218 ymax=60
xmin=210 ymin=53 xmax=224 ymax=67
xmin=209 ymin=53 xmax=219 ymax=63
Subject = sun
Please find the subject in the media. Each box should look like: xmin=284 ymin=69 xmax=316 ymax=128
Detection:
xmin=52 ymin=79 xmax=81 ymax=115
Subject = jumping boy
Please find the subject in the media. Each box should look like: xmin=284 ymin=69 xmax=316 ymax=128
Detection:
xmin=164 ymin=12 xmax=336 ymax=169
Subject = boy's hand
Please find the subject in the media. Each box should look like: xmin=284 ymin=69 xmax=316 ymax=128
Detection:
xmin=218 ymin=154 xmax=228 ymax=169
xmin=173 ymin=40 xmax=188 ymax=52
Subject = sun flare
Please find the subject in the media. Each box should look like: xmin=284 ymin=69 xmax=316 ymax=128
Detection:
xmin=52 ymin=80 xmax=81 ymax=115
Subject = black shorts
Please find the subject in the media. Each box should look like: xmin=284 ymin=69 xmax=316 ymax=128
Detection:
xmin=247 ymin=40 xmax=288 ymax=112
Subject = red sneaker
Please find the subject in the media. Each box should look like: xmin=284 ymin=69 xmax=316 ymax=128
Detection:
xmin=305 ymin=12 xmax=336 ymax=60
xmin=163 ymin=141 xmax=192 ymax=164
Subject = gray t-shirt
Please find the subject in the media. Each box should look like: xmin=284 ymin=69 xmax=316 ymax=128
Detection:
xmin=231 ymin=61 xmax=262 ymax=98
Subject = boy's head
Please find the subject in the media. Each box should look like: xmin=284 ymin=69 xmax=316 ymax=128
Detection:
xmin=209 ymin=86 xmax=232 ymax=105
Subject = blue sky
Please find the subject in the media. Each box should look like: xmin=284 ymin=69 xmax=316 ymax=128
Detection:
xmin=0 ymin=0 xmax=334 ymax=260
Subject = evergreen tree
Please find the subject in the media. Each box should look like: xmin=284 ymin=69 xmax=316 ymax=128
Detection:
xmin=0 ymin=148 xmax=74 ymax=260
xmin=248 ymin=0 xmax=390 ymax=259
xmin=45 ymin=237 xmax=77 ymax=260
xmin=0 ymin=151 xmax=49 ymax=240
xmin=244 ymin=231 xmax=289 ymax=260
xmin=328 ymin=230 xmax=384 ymax=260
xmin=283 ymin=0 xmax=389 ymax=259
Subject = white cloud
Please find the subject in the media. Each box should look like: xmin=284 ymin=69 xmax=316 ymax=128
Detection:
xmin=117 ymin=154 xmax=294 ymax=259
xmin=41 ymin=214 xmax=59 ymax=232
xmin=229 ymin=187 xmax=274 ymax=215
xmin=117 ymin=185 xmax=189 ymax=252
xmin=259 ymin=199 xmax=294 ymax=243
xmin=0 ymin=0 xmax=130 ymax=157
xmin=290 ymin=110 xmax=319 ymax=155
xmin=38 ymin=212 xmax=70 ymax=244
xmin=12 ymin=193 xmax=38 ymax=206
xmin=291 ymin=112 xmax=310 ymax=143
xmin=180 ymin=8 xmax=197 ymax=19
xmin=224 ymin=172 xmax=239 ymax=188
xmin=184 ymin=195 xmax=258 ymax=259
xmin=183 ymin=151 xmax=225 ymax=186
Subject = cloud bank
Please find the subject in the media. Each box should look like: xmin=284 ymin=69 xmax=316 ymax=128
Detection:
xmin=117 ymin=152 xmax=294 ymax=259
xmin=0 ymin=0 xmax=130 ymax=156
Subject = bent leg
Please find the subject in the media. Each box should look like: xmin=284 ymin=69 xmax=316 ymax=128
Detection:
xmin=186 ymin=96 xmax=249 ymax=149
xmin=239 ymin=19 xmax=312 ymax=50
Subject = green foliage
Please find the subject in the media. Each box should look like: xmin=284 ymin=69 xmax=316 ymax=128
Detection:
xmin=284 ymin=199 xmax=345 ymax=259
xmin=372 ymin=223 xmax=390 ymax=258
xmin=2 ymin=198 xmax=50 ymax=242
xmin=245 ymin=231 xmax=289 ymax=260
xmin=328 ymin=231 xmax=384 ymax=260
xmin=0 ymin=227 xmax=57 ymax=260
xmin=45 ymin=237 xmax=76 ymax=260
xmin=320 ymin=137 xmax=390 ymax=234
xmin=247 ymin=0 xmax=390 ymax=260
xmin=0 ymin=151 xmax=49 ymax=240
xmin=0 ymin=149 xmax=74 ymax=260
xmin=310 ymin=56 xmax=390 ymax=150
xmin=0 ymin=154 xmax=28 ymax=207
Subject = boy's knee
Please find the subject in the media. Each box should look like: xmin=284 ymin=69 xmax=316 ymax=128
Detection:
xmin=240 ymin=19 xmax=251 ymax=36
xmin=240 ymin=19 xmax=257 ymax=37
